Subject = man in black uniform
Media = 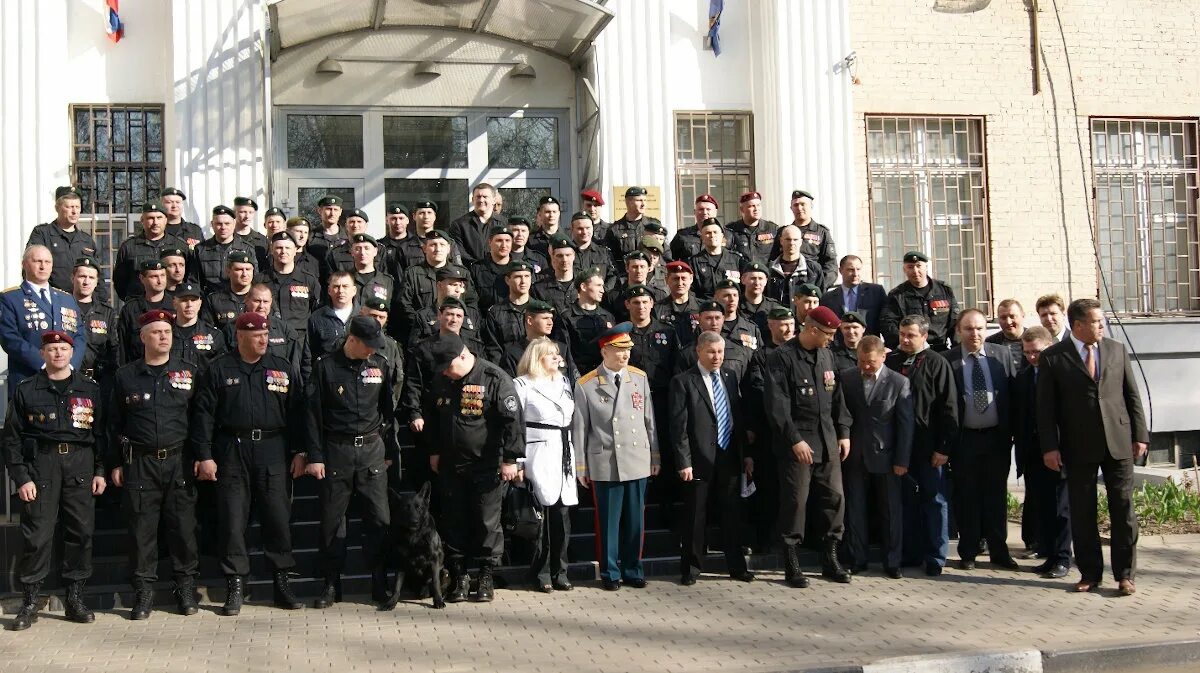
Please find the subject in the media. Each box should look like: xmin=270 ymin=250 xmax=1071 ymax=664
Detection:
xmin=27 ymin=186 xmax=103 ymax=299
xmin=306 ymin=316 xmax=399 ymax=608
xmin=727 ymin=191 xmax=780 ymax=266
xmin=689 ymin=218 xmax=745 ymax=299
xmin=604 ymin=186 xmax=659 ymax=262
xmin=160 ymin=246 xmax=189 ymax=296
xmin=625 ymin=284 xmax=678 ymax=489
xmin=512 ymin=217 xmax=550 ymax=275
xmin=108 ymin=309 xmax=201 ymax=619
xmin=308 ymin=195 xmax=346 ymax=264
xmin=379 ymin=203 xmax=413 ymax=278
xmin=347 ymin=233 xmax=397 ymax=312
xmin=743 ymin=306 xmax=796 ymax=552
xmin=792 ymin=283 xmax=823 ymax=325
xmin=558 ymin=270 xmax=614 ymax=375
xmin=264 ymin=231 xmax=320 ymax=337
xmin=714 ymin=279 xmax=762 ymax=352
xmin=532 ymin=236 xmax=578 ymax=314
xmin=190 ymin=312 xmax=305 ymax=615
xmin=194 ymin=205 xmax=259 ymax=294
xmin=407 ymin=268 xmax=483 ymax=349
xmin=569 ymin=211 xmax=616 ymax=288
xmin=497 ymin=300 xmax=577 ymax=379
xmin=580 ymin=189 xmax=610 ymax=242
xmin=233 ymin=196 xmax=270 ymax=269
xmin=880 ymin=251 xmax=959 ymax=352
xmin=449 ymin=183 xmax=504 ymax=265
xmin=203 ymin=250 xmax=257 ymax=332
xmin=264 ymin=207 xmax=288 ymax=238
xmin=670 ymin=194 xmax=718 ymax=261
xmin=764 ymin=306 xmax=852 ymax=587
xmin=830 ymin=311 xmax=866 ymax=373
xmin=71 ymin=257 xmax=119 ymax=382
xmin=470 ymin=224 xmax=515 ymax=311
xmin=117 ymin=260 xmax=173 ymax=365
xmin=399 ymin=230 xmax=475 ymax=343
xmin=2 ymin=331 xmax=106 ymax=631
xmin=237 ymin=284 xmax=313 ymax=386
xmin=607 ymin=251 xmax=666 ymax=322
xmin=739 ymin=262 xmax=783 ymax=338
xmin=160 ymin=187 xmax=204 ymax=250
xmin=482 ymin=260 xmax=534 ymax=362
xmin=113 ymin=202 xmax=191 ymax=301
xmin=787 ymin=190 xmax=838 ymax=288
xmin=423 ymin=334 xmax=524 ymax=602
xmin=323 ymin=209 xmax=374 ymax=285
xmin=288 ymin=217 xmax=323 ymax=280
xmin=654 ymin=260 xmax=702 ymax=346
xmin=171 ymin=282 xmax=227 ymax=364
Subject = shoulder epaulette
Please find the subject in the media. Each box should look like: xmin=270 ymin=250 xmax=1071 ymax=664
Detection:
xmin=2 ymin=285 xmax=20 ymax=293
xmin=626 ymin=365 xmax=647 ymax=377
xmin=577 ymin=369 xmax=599 ymax=386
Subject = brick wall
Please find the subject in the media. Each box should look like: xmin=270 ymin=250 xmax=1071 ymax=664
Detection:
xmin=849 ymin=0 xmax=1200 ymax=314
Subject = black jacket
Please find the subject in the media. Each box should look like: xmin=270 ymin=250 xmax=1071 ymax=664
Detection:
xmin=669 ymin=365 xmax=746 ymax=479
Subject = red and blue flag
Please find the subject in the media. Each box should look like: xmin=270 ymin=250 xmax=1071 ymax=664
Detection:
xmin=106 ymin=0 xmax=123 ymax=43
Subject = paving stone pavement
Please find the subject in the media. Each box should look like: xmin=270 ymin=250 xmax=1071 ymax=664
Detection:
xmin=4 ymin=532 xmax=1199 ymax=673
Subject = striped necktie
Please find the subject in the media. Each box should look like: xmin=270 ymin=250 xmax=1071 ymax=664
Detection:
xmin=711 ymin=370 xmax=732 ymax=450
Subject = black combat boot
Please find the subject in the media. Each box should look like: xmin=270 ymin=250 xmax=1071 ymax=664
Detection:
xmin=131 ymin=584 xmax=154 ymax=620
xmin=220 ymin=575 xmax=244 ymax=616
xmin=821 ymin=539 xmax=851 ymax=584
xmin=313 ymin=575 xmax=338 ymax=609
xmin=7 ymin=582 xmax=41 ymax=631
xmin=783 ymin=544 xmax=809 ymax=588
xmin=64 ymin=581 xmax=94 ymax=623
xmin=475 ymin=564 xmax=495 ymax=602
xmin=272 ymin=570 xmax=303 ymax=610
xmin=446 ymin=561 xmax=470 ymax=603
xmin=175 ymin=578 xmax=199 ymax=616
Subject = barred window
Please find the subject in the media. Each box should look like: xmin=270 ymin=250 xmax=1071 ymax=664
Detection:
xmin=866 ymin=115 xmax=991 ymax=313
xmin=1092 ymin=118 xmax=1199 ymax=314
xmin=70 ymin=104 xmax=166 ymax=285
xmin=674 ymin=112 xmax=754 ymax=226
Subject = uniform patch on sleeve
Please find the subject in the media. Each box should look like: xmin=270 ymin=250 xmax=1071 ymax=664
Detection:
xmin=504 ymin=395 xmax=518 ymax=412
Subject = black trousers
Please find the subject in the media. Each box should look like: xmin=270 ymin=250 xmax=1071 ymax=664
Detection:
xmin=215 ymin=435 xmax=295 ymax=576
xmin=746 ymin=449 xmax=779 ymax=551
xmin=531 ymin=500 xmax=571 ymax=584
xmin=951 ymin=428 xmax=1012 ymax=561
xmin=439 ymin=464 xmax=506 ymax=567
xmin=1025 ymin=459 xmax=1072 ymax=566
xmin=1067 ymin=454 xmax=1137 ymax=582
xmin=318 ymin=434 xmax=390 ymax=574
xmin=17 ymin=447 xmax=96 ymax=586
xmin=122 ymin=450 xmax=198 ymax=587
xmin=680 ymin=449 xmax=747 ymax=576
xmin=842 ymin=457 xmax=902 ymax=569
xmin=777 ymin=451 xmax=845 ymax=547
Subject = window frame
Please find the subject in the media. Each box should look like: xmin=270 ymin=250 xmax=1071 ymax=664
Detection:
xmin=672 ymin=110 xmax=756 ymax=225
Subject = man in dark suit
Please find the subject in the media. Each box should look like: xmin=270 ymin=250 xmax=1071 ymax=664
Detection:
xmin=819 ymin=255 xmax=886 ymax=336
xmin=944 ymin=308 xmax=1019 ymax=570
xmin=1037 ymin=298 xmax=1148 ymax=596
xmin=1013 ymin=326 xmax=1072 ymax=578
xmin=840 ymin=335 xmax=914 ymax=578
xmin=669 ymin=331 xmax=755 ymax=585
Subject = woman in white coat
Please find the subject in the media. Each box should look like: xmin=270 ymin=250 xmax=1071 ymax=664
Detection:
xmin=513 ymin=337 xmax=578 ymax=592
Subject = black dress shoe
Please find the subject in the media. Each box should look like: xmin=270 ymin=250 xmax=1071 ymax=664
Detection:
xmin=601 ymin=579 xmax=621 ymax=591
xmin=991 ymin=556 xmax=1021 ymax=571
xmin=730 ymin=571 xmax=756 ymax=583
xmin=680 ymin=574 xmax=697 ymax=586
xmin=925 ymin=563 xmax=943 ymax=576
xmin=623 ymin=578 xmax=647 ymax=589
xmin=958 ymin=559 xmax=976 ymax=571
xmin=1043 ymin=563 xmax=1070 ymax=579
xmin=850 ymin=563 xmax=868 ymax=575
xmin=885 ymin=567 xmax=903 ymax=579
xmin=551 ymin=577 xmax=574 ymax=591
xmin=1031 ymin=560 xmax=1054 ymax=574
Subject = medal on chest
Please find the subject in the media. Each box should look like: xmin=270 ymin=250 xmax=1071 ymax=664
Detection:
xmin=168 ymin=370 xmax=194 ymax=390
xmin=361 ymin=367 xmax=383 ymax=385
xmin=289 ymin=285 xmax=309 ymax=299
xmin=192 ymin=332 xmax=213 ymax=351
xmin=69 ymin=397 xmax=95 ymax=429
xmin=824 ymin=370 xmax=836 ymax=392
xmin=460 ymin=384 xmax=485 ymax=416
xmin=89 ymin=319 xmax=108 ymax=334
xmin=266 ymin=369 xmax=290 ymax=393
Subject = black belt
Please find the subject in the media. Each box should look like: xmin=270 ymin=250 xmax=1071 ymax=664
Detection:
xmin=223 ymin=428 xmax=283 ymax=441
xmin=128 ymin=441 xmax=185 ymax=460
xmin=326 ymin=430 xmax=380 ymax=447
xmin=38 ymin=442 xmax=85 ymax=455
xmin=526 ymin=421 xmax=572 ymax=478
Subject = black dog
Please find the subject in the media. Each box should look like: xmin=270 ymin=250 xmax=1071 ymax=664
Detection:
xmin=381 ymin=483 xmax=446 ymax=610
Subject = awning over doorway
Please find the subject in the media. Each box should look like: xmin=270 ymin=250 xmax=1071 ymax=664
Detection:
xmin=268 ymin=0 xmax=614 ymax=64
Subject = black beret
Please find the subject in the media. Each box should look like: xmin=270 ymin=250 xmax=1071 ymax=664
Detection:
xmin=903 ymin=250 xmax=930 ymax=263
xmin=73 ymin=257 xmax=99 ymax=270
xmin=173 ymin=282 xmax=202 ymax=299
xmin=139 ymin=259 xmax=164 ymax=273
xmin=548 ymin=236 xmax=577 ymax=251
xmin=791 ymin=189 xmax=814 ymax=201
xmin=159 ymin=187 xmax=186 ymax=199
xmin=55 ymin=186 xmax=81 ymax=200
xmin=413 ymin=200 xmax=438 ymax=212
xmin=264 ymin=207 xmax=286 ymax=219
xmin=489 ymin=225 xmax=513 ymax=239
xmin=623 ymin=285 xmax=653 ymax=301
xmin=346 ymin=208 xmax=369 ymax=222
xmin=623 ymin=250 xmax=649 ymax=263
xmin=768 ymin=307 xmax=795 ymax=321
xmin=386 ymin=203 xmax=410 ymax=216
xmin=158 ymin=247 xmax=187 ymax=260
xmin=317 ymin=195 xmax=342 ymax=207
xmin=714 ymin=279 xmax=740 ymax=292
xmin=575 ymin=266 xmax=604 ymax=288
xmin=742 ymin=262 xmax=770 ymax=276
xmin=141 ymin=202 xmax=166 ymax=215
xmin=524 ymin=300 xmax=555 ymax=315
xmin=537 ymin=196 xmax=560 ymax=207
xmin=429 ymin=333 xmax=466 ymax=370
xmin=439 ymin=297 xmax=466 ymax=312
xmin=841 ymin=311 xmax=865 ymax=326
xmin=350 ymin=233 xmax=377 ymax=246
xmin=347 ymin=315 xmax=386 ymax=349
xmin=698 ymin=217 xmax=723 ymax=230
xmin=642 ymin=221 xmax=666 ymax=234
xmin=423 ymin=229 xmax=450 ymax=242
xmin=270 ymin=231 xmax=298 ymax=245
xmin=794 ymin=283 xmax=822 ymax=298
xmin=569 ymin=211 xmax=591 ymax=222
xmin=212 ymin=205 xmax=235 ymax=218
xmin=697 ymin=300 xmax=723 ymax=314
xmin=233 ymin=197 xmax=258 ymax=210
xmin=435 ymin=266 xmax=468 ymax=282
xmin=362 ymin=296 xmax=389 ymax=313
xmin=506 ymin=216 xmax=530 ymax=227
xmin=226 ymin=250 xmax=254 ymax=265
xmin=505 ymin=260 xmax=535 ymax=275
xmin=624 ymin=186 xmax=648 ymax=198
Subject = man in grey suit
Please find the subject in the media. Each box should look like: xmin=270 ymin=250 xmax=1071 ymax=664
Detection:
xmin=840 ymin=335 xmax=914 ymax=578
xmin=1037 ymin=298 xmax=1148 ymax=596
xmin=572 ymin=322 xmax=661 ymax=590
xmin=944 ymin=308 xmax=1020 ymax=570
xmin=819 ymin=255 xmax=886 ymax=336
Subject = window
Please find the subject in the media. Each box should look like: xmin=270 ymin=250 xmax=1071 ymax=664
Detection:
xmin=70 ymin=103 xmax=166 ymax=288
xmin=866 ymin=115 xmax=992 ymax=312
xmin=384 ymin=116 xmax=468 ymax=169
xmin=286 ymin=114 xmax=364 ymax=169
xmin=674 ymin=112 xmax=754 ymax=221
xmin=487 ymin=117 xmax=559 ymax=169
xmin=1092 ymin=118 xmax=1199 ymax=314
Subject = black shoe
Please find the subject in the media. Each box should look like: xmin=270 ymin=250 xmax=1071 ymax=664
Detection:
xmin=623 ymin=578 xmax=647 ymax=589
xmin=371 ymin=567 xmax=389 ymax=605
xmin=601 ymin=578 xmax=621 ymax=591
xmin=821 ymin=540 xmax=851 ymax=584
xmin=174 ymin=579 xmax=199 ymax=616
xmin=1032 ymin=560 xmax=1054 ymax=574
xmin=1043 ymin=563 xmax=1070 ymax=579
xmin=551 ymin=576 xmax=573 ymax=591
xmin=991 ymin=556 xmax=1021 ymax=571
xmin=221 ymin=576 xmax=244 ymax=616
xmin=7 ymin=583 xmax=40 ymax=631
xmin=885 ymin=567 xmax=903 ymax=580
xmin=312 ymin=578 xmax=337 ymax=609
xmin=131 ymin=587 xmax=154 ymax=620
xmin=272 ymin=571 xmax=303 ymax=610
xmin=1019 ymin=548 xmax=1043 ymax=560
xmin=730 ymin=570 xmax=756 ymax=583
xmin=925 ymin=563 xmax=943 ymax=576
xmin=447 ymin=569 xmax=470 ymax=603
xmin=850 ymin=563 xmax=868 ymax=575
xmin=958 ymin=559 xmax=976 ymax=571
xmin=475 ymin=566 xmax=495 ymax=602
xmin=784 ymin=544 xmax=809 ymax=588
xmin=534 ymin=582 xmax=554 ymax=593
xmin=680 ymin=573 xmax=697 ymax=586
xmin=64 ymin=581 xmax=95 ymax=624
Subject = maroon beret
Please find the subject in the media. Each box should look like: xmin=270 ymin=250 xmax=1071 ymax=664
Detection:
xmin=41 ymin=330 xmax=74 ymax=347
xmin=695 ymin=194 xmax=719 ymax=208
xmin=739 ymin=191 xmax=762 ymax=203
xmin=138 ymin=309 xmax=175 ymax=328
xmin=807 ymin=306 xmax=841 ymax=329
xmin=665 ymin=260 xmax=693 ymax=275
xmin=235 ymin=312 xmax=269 ymax=331
xmin=580 ymin=189 xmax=604 ymax=206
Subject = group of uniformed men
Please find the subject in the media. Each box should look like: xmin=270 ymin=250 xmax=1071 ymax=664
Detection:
xmin=2 ymin=182 xmax=1079 ymax=629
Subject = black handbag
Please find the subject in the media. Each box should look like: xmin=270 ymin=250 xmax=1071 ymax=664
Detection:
xmin=502 ymin=481 xmax=544 ymax=540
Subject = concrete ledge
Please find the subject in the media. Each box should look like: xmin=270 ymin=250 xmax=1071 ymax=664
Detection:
xmin=861 ymin=649 xmax=1042 ymax=673
xmin=1042 ymin=638 xmax=1200 ymax=673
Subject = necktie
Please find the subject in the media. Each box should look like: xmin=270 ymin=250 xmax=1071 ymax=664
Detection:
xmin=39 ymin=288 xmax=50 ymax=307
xmin=711 ymin=371 xmax=732 ymax=450
xmin=1085 ymin=344 xmax=1098 ymax=381
xmin=845 ymin=286 xmax=857 ymax=313
xmin=613 ymin=372 xmax=621 ymax=394
xmin=972 ymin=353 xmax=989 ymax=414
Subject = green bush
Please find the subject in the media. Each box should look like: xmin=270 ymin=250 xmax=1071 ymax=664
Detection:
xmin=1011 ymin=476 xmax=1200 ymax=526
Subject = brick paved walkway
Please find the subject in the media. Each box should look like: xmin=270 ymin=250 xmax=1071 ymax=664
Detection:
xmin=4 ymin=531 xmax=1199 ymax=673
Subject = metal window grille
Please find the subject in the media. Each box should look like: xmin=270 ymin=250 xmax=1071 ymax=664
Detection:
xmin=1091 ymin=118 xmax=1200 ymax=315
xmin=866 ymin=115 xmax=992 ymax=313
xmin=674 ymin=112 xmax=754 ymax=224
xmin=69 ymin=104 xmax=166 ymax=289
